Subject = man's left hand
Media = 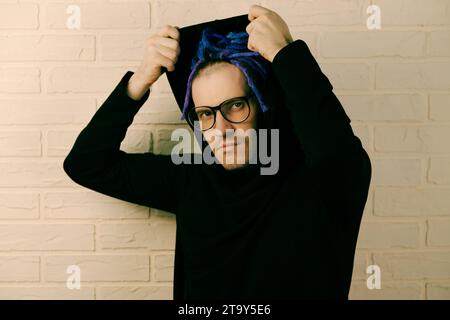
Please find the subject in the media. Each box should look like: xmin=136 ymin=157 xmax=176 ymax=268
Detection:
xmin=246 ymin=5 xmax=294 ymax=63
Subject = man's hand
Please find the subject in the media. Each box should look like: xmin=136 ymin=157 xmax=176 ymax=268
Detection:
xmin=245 ymin=5 xmax=293 ymax=63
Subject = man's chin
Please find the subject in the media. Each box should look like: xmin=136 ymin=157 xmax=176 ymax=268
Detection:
xmin=214 ymin=150 xmax=248 ymax=170
xmin=220 ymin=162 xmax=248 ymax=171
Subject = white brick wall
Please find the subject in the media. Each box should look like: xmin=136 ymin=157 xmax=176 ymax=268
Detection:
xmin=0 ymin=0 xmax=449 ymax=300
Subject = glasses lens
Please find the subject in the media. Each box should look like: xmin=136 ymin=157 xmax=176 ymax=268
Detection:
xmin=221 ymin=98 xmax=249 ymax=123
xmin=188 ymin=107 xmax=214 ymax=130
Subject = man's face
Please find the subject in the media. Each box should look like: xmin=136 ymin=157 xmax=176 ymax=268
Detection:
xmin=191 ymin=62 xmax=259 ymax=171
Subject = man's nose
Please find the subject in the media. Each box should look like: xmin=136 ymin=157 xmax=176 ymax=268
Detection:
xmin=214 ymin=111 xmax=233 ymax=133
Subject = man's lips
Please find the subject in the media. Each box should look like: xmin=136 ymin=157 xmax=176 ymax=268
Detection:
xmin=217 ymin=141 xmax=242 ymax=151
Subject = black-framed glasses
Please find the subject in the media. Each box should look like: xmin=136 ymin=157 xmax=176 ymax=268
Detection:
xmin=187 ymin=92 xmax=255 ymax=131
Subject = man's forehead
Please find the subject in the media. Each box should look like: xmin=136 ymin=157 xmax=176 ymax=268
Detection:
xmin=192 ymin=79 xmax=250 ymax=107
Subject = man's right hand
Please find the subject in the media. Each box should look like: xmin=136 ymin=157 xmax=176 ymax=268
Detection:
xmin=127 ymin=25 xmax=181 ymax=100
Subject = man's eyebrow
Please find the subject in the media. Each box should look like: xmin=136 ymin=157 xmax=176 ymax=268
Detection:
xmin=197 ymin=94 xmax=248 ymax=107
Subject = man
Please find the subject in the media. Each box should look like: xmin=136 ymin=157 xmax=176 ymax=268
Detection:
xmin=64 ymin=5 xmax=372 ymax=300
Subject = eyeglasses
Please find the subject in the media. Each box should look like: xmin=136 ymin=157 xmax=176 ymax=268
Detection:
xmin=187 ymin=92 xmax=255 ymax=131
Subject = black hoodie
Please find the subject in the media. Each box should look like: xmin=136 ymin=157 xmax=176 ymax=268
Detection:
xmin=63 ymin=39 xmax=372 ymax=300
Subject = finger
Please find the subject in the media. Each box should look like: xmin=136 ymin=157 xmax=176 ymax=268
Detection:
xmin=156 ymin=52 xmax=176 ymax=71
xmin=156 ymin=43 xmax=179 ymax=64
xmin=245 ymin=21 xmax=255 ymax=34
xmin=155 ymin=35 xmax=179 ymax=52
xmin=248 ymin=4 xmax=270 ymax=21
xmin=157 ymin=24 xmax=180 ymax=41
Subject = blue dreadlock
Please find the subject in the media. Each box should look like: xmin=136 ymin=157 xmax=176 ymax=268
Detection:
xmin=180 ymin=27 xmax=272 ymax=121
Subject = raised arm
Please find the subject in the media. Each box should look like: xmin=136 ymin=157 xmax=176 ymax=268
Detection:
xmin=271 ymin=39 xmax=364 ymax=168
xmin=63 ymin=71 xmax=188 ymax=214
xmin=271 ymin=39 xmax=371 ymax=226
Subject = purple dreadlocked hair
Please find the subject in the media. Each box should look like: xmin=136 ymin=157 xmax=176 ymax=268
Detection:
xmin=180 ymin=27 xmax=272 ymax=121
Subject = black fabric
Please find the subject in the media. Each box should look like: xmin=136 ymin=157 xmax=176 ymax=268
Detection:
xmin=63 ymin=39 xmax=371 ymax=300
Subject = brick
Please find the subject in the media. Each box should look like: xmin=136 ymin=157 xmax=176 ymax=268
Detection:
xmin=428 ymin=157 xmax=450 ymax=185
xmin=429 ymin=95 xmax=450 ymax=121
xmin=375 ymin=126 xmax=450 ymax=153
xmin=0 ymin=98 xmax=96 ymax=125
xmin=350 ymin=250 xmax=370 ymax=281
xmin=0 ymin=130 xmax=41 ymax=157
xmin=43 ymin=2 xmax=150 ymax=29
xmin=427 ymin=219 xmax=450 ymax=247
xmin=97 ymin=223 xmax=175 ymax=250
xmin=340 ymin=94 xmax=426 ymax=122
xmin=375 ymin=0 xmax=450 ymax=26
xmin=0 ymin=35 xmax=94 ymax=61
xmin=349 ymin=281 xmax=422 ymax=300
xmin=100 ymin=34 xmax=148 ymax=61
xmin=427 ymin=282 xmax=450 ymax=299
xmin=376 ymin=62 xmax=450 ymax=89
xmin=46 ymin=129 xmax=151 ymax=157
xmin=373 ymin=252 xmax=450 ymax=280
xmin=0 ymin=256 xmax=39 ymax=282
xmin=43 ymin=192 xmax=149 ymax=220
xmin=357 ymin=222 xmax=420 ymax=249
xmin=371 ymin=158 xmax=421 ymax=186
xmin=154 ymin=0 xmax=254 ymax=28
xmin=262 ymin=0 xmax=368 ymax=26
xmin=0 ymin=286 xmax=94 ymax=300
xmin=321 ymin=63 xmax=371 ymax=90
xmin=374 ymin=187 xmax=450 ymax=217
xmin=47 ymin=67 xmax=130 ymax=93
xmin=428 ymin=31 xmax=450 ymax=57
xmin=0 ymin=193 xmax=39 ymax=219
xmin=0 ymin=68 xmax=40 ymax=93
xmin=153 ymin=254 xmax=175 ymax=282
xmin=47 ymin=130 xmax=83 ymax=158
xmin=321 ymin=32 xmax=425 ymax=58
xmin=43 ymin=255 xmax=150 ymax=282
xmin=0 ymin=224 xmax=94 ymax=251
xmin=97 ymin=286 xmax=172 ymax=300
xmin=0 ymin=4 xmax=38 ymax=29
xmin=0 ymin=160 xmax=72 ymax=187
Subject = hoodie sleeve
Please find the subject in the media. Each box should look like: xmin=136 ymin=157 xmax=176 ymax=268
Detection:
xmin=271 ymin=39 xmax=362 ymax=167
xmin=63 ymin=71 xmax=189 ymax=214
xmin=271 ymin=39 xmax=371 ymax=225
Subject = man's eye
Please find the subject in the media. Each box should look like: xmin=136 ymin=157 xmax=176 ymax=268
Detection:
xmin=232 ymin=102 xmax=243 ymax=108
xmin=198 ymin=111 xmax=211 ymax=118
